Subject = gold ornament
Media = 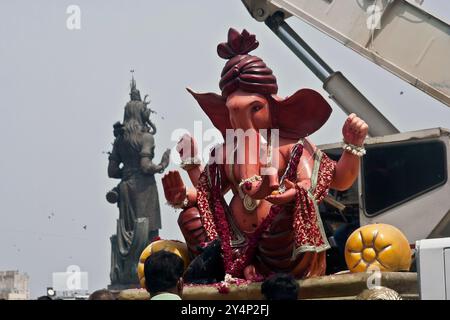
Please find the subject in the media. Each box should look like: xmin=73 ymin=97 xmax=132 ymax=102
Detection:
xmin=243 ymin=194 xmax=260 ymax=211
xmin=345 ymin=223 xmax=411 ymax=273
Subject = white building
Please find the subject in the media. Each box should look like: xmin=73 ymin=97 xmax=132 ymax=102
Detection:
xmin=0 ymin=271 xmax=30 ymax=300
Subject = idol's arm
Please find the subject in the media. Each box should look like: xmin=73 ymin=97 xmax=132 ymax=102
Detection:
xmin=176 ymin=133 xmax=204 ymax=186
xmin=331 ymin=113 xmax=368 ymax=191
xmin=331 ymin=153 xmax=360 ymax=191
xmin=265 ymin=114 xmax=368 ymax=205
xmin=186 ymin=166 xmax=204 ymax=187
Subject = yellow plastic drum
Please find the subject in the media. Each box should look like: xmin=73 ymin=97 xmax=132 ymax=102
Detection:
xmin=345 ymin=224 xmax=411 ymax=273
xmin=137 ymin=239 xmax=190 ymax=289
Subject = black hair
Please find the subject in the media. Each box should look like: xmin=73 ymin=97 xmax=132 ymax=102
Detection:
xmin=88 ymin=289 xmax=115 ymax=300
xmin=183 ymin=239 xmax=225 ymax=284
xmin=261 ymin=273 xmax=300 ymax=300
xmin=144 ymin=250 xmax=184 ymax=295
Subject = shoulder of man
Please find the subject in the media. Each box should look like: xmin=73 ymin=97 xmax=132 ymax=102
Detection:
xmin=150 ymin=293 xmax=181 ymax=300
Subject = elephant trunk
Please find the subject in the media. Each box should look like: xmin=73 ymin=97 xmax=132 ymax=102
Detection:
xmin=237 ymin=131 xmax=279 ymax=199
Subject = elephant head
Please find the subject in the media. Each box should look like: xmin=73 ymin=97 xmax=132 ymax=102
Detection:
xmin=188 ymin=28 xmax=332 ymax=198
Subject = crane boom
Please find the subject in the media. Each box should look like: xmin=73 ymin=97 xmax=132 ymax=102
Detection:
xmin=265 ymin=13 xmax=400 ymax=136
xmin=243 ymin=0 xmax=450 ymax=108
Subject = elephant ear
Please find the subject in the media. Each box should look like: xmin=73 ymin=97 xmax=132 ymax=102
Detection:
xmin=187 ymin=88 xmax=231 ymax=137
xmin=271 ymin=89 xmax=332 ymax=140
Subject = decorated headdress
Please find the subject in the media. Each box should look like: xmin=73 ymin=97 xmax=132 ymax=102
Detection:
xmin=130 ymin=71 xmax=142 ymax=102
xmin=188 ymin=28 xmax=332 ymax=139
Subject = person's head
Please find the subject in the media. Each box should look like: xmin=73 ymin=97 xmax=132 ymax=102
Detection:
xmin=37 ymin=295 xmax=53 ymax=300
xmin=144 ymin=250 xmax=184 ymax=297
xmin=355 ymin=287 xmax=402 ymax=300
xmin=88 ymin=289 xmax=115 ymax=300
xmin=261 ymin=273 xmax=300 ymax=300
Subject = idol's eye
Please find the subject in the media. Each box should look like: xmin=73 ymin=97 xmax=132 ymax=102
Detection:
xmin=251 ymin=103 xmax=263 ymax=113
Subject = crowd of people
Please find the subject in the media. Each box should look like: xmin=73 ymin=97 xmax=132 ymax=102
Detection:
xmin=36 ymin=250 xmax=401 ymax=300
xmin=68 ymin=251 xmax=300 ymax=301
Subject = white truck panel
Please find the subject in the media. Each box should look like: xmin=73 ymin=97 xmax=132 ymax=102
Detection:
xmin=243 ymin=0 xmax=450 ymax=107
xmin=416 ymin=237 xmax=450 ymax=300
xmin=319 ymin=128 xmax=450 ymax=242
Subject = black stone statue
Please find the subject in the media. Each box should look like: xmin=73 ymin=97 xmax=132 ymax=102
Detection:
xmin=107 ymin=74 xmax=170 ymax=288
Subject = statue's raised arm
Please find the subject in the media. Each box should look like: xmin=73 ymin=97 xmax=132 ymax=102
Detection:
xmin=140 ymin=133 xmax=170 ymax=175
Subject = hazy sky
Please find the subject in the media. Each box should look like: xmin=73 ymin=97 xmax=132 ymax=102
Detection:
xmin=1 ymin=0 xmax=449 ymax=298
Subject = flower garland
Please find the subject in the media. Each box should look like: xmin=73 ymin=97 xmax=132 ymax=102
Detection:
xmin=184 ymin=274 xmax=251 ymax=294
xmin=196 ymin=142 xmax=304 ymax=278
xmin=292 ymin=152 xmax=336 ymax=248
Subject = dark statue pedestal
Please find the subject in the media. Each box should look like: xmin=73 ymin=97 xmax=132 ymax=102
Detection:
xmin=109 ymin=218 xmax=158 ymax=290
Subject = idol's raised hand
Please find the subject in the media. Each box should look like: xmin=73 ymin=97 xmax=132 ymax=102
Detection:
xmin=342 ymin=113 xmax=368 ymax=147
xmin=176 ymin=133 xmax=199 ymax=160
xmin=162 ymin=170 xmax=186 ymax=205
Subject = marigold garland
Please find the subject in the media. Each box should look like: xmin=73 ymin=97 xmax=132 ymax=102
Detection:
xmin=194 ymin=142 xmax=336 ymax=278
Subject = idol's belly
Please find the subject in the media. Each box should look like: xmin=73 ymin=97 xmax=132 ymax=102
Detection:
xmin=228 ymin=193 xmax=325 ymax=277
xmin=229 ymin=194 xmax=277 ymax=234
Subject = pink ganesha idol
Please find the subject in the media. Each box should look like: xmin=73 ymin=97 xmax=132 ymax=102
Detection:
xmin=162 ymin=28 xmax=368 ymax=283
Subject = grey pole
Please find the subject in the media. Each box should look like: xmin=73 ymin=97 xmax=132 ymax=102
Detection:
xmin=265 ymin=13 xmax=399 ymax=136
